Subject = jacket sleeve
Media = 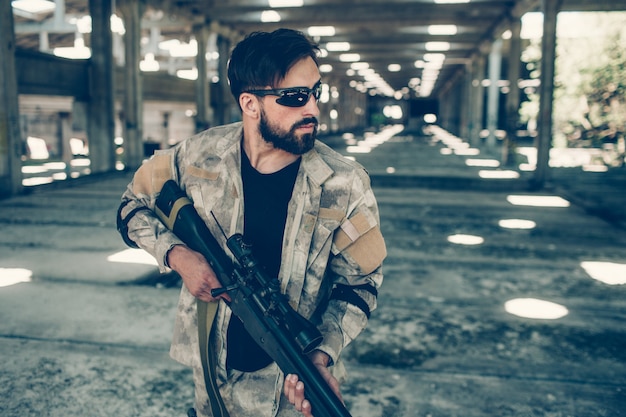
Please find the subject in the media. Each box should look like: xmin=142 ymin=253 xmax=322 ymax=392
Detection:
xmin=315 ymin=168 xmax=386 ymax=365
xmin=116 ymin=149 xmax=185 ymax=272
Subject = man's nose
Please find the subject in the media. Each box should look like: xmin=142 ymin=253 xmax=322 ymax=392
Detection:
xmin=303 ymin=93 xmax=320 ymax=116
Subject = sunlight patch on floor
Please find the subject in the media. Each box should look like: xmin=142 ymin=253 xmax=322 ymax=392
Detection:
xmin=498 ymin=219 xmax=537 ymax=230
xmin=107 ymin=249 xmax=158 ymax=265
xmin=507 ymin=195 xmax=570 ymax=207
xmin=0 ymin=268 xmax=33 ymax=288
xmin=505 ymin=298 xmax=569 ymax=320
xmin=447 ymin=234 xmax=484 ymax=245
xmin=479 ymin=170 xmax=520 ymax=179
xmin=581 ymin=261 xmax=626 ymax=285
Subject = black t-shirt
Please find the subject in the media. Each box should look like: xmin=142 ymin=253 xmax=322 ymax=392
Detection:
xmin=226 ymin=150 xmax=301 ymax=372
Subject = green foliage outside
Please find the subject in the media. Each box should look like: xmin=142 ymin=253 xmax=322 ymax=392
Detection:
xmin=521 ymin=12 xmax=626 ymax=164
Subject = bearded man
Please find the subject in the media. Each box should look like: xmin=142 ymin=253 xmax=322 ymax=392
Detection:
xmin=117 ymin=28 xmax=386 ymax=417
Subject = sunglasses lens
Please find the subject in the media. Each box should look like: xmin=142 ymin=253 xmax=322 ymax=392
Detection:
xmin=272 ymin=83 xmax=322 ymax=107
xmin=277 ymin=91 xmax=310 ymax=107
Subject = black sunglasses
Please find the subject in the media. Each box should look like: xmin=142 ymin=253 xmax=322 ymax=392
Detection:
xmin=245 ymin=81 xmax=322 ymax=108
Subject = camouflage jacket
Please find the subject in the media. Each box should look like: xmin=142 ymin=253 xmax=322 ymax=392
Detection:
xmin=118 ymin=121 xmax=386 ymax=414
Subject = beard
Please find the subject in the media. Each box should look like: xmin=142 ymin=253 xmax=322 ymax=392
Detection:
xmin=259 ymin=109 xmax=317 ymax=155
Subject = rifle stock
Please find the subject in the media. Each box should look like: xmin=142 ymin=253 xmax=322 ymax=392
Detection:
xmin=155 ymin=180 xmax=352 ymax=417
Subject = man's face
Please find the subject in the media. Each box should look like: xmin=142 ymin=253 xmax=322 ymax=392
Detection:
xmin=257 ymin=57 xmax=321 ymax=155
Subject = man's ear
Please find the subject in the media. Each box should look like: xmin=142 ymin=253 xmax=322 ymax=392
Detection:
xmin=240 ymin=93 xmax=260 ymax=119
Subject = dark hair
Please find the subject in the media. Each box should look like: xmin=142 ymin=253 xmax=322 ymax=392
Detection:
xmin=227 ymin=28 xmax=320 ymax=103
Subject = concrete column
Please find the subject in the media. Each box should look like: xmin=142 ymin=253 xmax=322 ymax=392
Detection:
xmin=118 ymin=0 xmax=144 ymax=169
xmin=450 ymin=76 xmax=466 ymax=136
xmin=469 ymin=55 xmax=486 ymax=147
xmin=533 ymin=0 xmax=562 ymax=188
xmin=218 ymin=34 xmax=233 ymax=124
xmin=335 ymin=82 xmax=346 ymax=131
xmin=325 ymin=80 xmax=335 ymax=132
xmin=87 ymin=0 xmax=116 ymax=174
xmin=503 ymin=19 xmax=523 ymax=166
xmin=443 ymin=89 xmax=455 ymax=133
xmin=438 ymin=89 xmax=449 ymax=131
xmin=326 ymin=76 xmax=341 ymax=133
xmin=194 ymin=24 xmax=211 ymax=132
xmin=0 ymin=1 xmax=23 ymax=196
xmin=343 ymin=84 xmax=364 ymax=130
xmin=162 ymin=112 xmax=170 ymax=149
xmin=461 ymin=63 xmax=473 ymax=140
xmin=39 ymin=32 xmax=50 ymax=52
xmin=59 ymin=112 xmax=73 ymax=176
xmin=486 ymin=38 xmax=503 ymax=152
xmin=355 ymin=88 xmax=367 ymax=130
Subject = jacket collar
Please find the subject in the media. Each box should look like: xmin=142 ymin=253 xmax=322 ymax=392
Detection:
xmin=301 ymin=145 xmax=334 ymax=187
xmin=209 ymin=121 xmax=335 ymax=187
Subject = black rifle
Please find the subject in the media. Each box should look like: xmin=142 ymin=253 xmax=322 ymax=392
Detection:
xmin=155 ymin=179 xmax=352 ymax=417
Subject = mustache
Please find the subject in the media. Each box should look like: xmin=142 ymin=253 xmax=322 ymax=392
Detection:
xmin=293 ymin=117 xmax=318 ymax=129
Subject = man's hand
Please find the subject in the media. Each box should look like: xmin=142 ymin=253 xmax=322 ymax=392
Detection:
xmin=283 ymin=350 xmax=342 ymax=417
xmin=167 ymin=245 xmax=230 ymax=303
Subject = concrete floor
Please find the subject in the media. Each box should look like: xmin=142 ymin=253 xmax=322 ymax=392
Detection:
xmin=1 ymin=126 xmax=625 ymax=416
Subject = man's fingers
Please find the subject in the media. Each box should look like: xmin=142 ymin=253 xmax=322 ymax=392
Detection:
xmin=285 ymin=374 xmax=299 ymax=404
xmin=301 ymin=399 xmax=312 ymax=417
xmin=285 ymin=374 xmax=309 ymax=412
xmin=296 ymin=380 xmax=305 ymax=406
xmin=283 ymin=374 xmax=315 ymax=417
